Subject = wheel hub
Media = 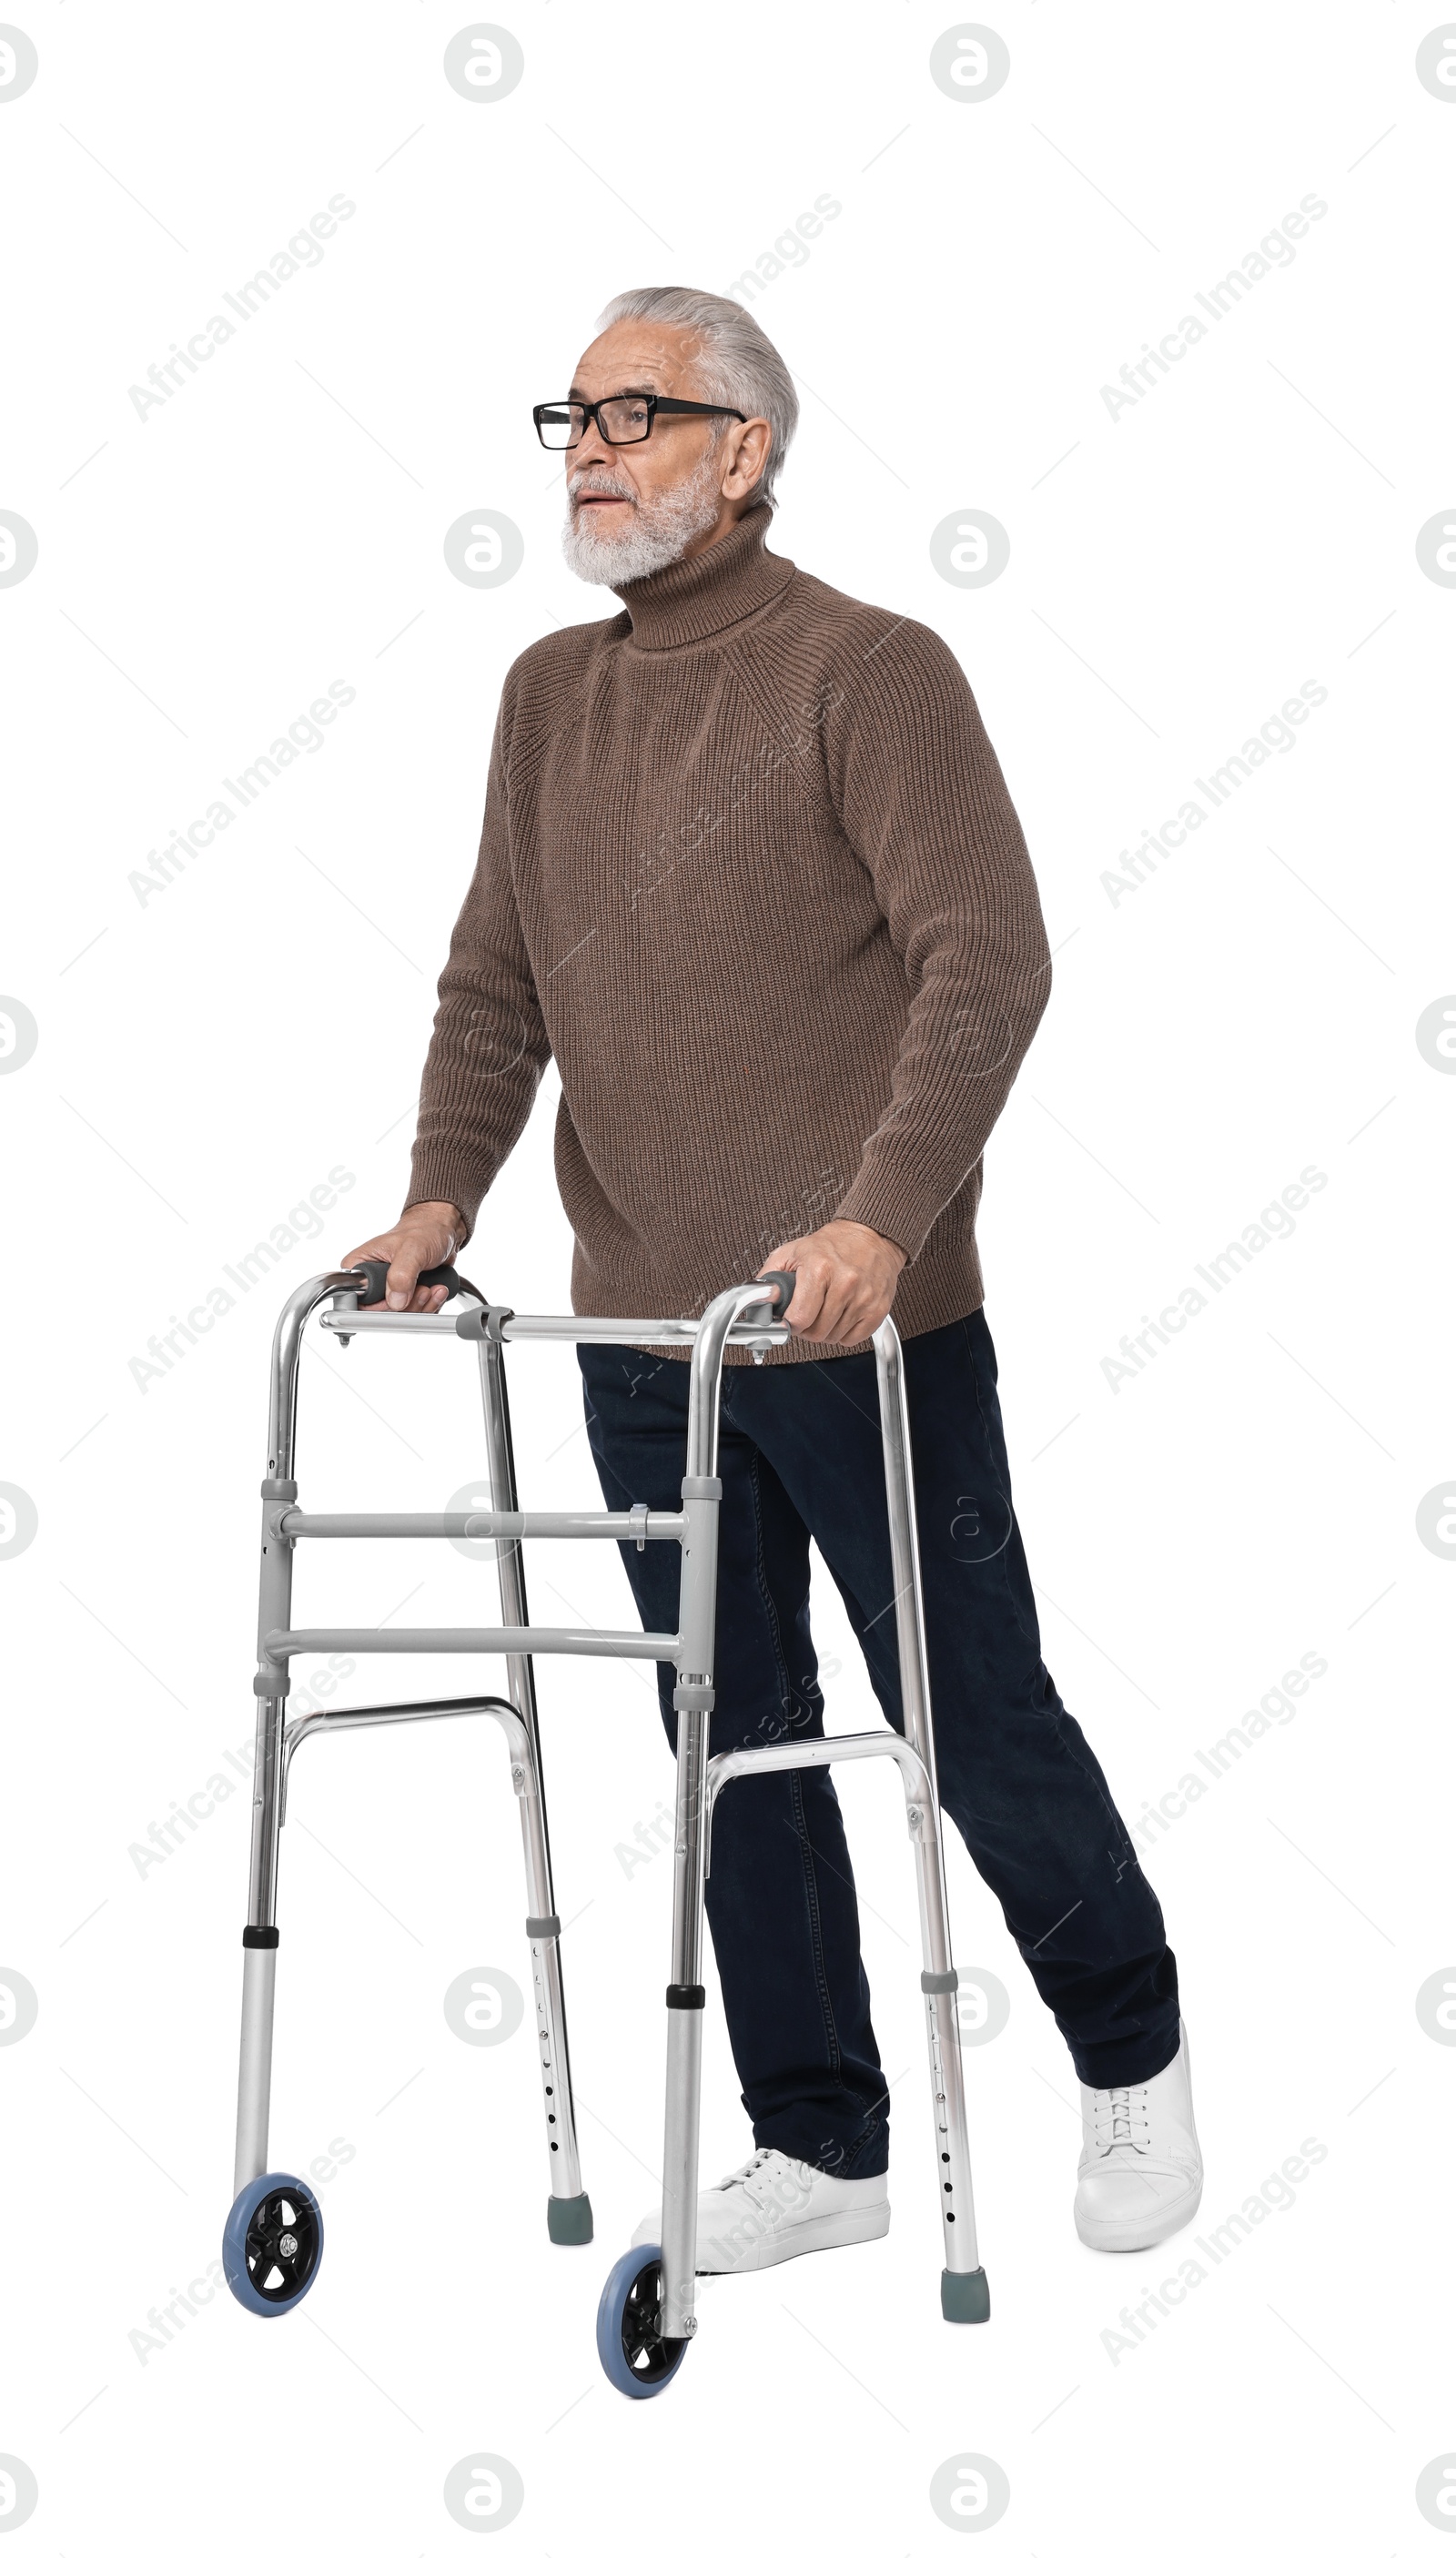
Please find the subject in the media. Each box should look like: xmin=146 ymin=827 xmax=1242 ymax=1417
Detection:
xmin=621 ymin=2260 xmax=688 ymax=2383
xmin=244 ymin=2184 xmax=320 ymax=2302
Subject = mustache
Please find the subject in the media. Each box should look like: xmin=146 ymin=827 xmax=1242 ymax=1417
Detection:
xmin=567 ymin=467 xmax=639 ymax=508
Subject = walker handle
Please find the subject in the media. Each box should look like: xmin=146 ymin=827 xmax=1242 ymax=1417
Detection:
xmin=347 ymin=1257 xmax=465 ymax=1308
xmin=754 ymin=1269 xmax=796 ymax=1317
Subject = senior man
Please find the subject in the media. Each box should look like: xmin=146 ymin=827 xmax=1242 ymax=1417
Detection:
xmin=348 ymin=286 xmax=1202 ymax=2268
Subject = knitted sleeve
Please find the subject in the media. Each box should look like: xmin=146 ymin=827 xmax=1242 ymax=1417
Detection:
xmin=820 ymin=617 xmax=1052 ymax=1259
xmin=403 ymin=676 xmax=551 ymax=1243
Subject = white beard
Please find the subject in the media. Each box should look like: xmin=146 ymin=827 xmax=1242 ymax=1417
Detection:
xmin=561 ymin=445 xmax=726 ymax=588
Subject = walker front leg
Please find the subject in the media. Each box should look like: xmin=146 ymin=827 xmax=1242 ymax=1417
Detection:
xmin=659 ymin=1688 xmax=712 ymax=2341
xmin=594 ymin=1284 xmax=763 ymax=2395
xmin=657 ymin=1423 xmax=726 ymax=2347
xmin=223 ymin=1281 xmax=341 ymax=2320
xmin=233 ymin=1683 xmax=285 ymax=2193
xmin=234 ymin=1420 xmax=300 ymax=2199
xmin=224 ymin=1656 xmax=326 ymax=2318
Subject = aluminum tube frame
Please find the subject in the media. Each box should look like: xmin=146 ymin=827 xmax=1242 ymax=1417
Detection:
xmin=248 ymin=1270 xmax=368 ymax=1931
xmin=233 ymin=1269 xmax=599 ymax=2215
xmin=234 ymin=1947 xmax=277 ymax=2196
xmin=278 ymin=1690 xmax=525 ymax=1825
xmin=703 ymin=1723 xmax=982 ymax=2279
xmin=658 ymin=1705 xmax=710 ymax=2337
xmin=276 ymin=1689 xmax=584 ymax=2203
xmin=263 ymin=1624 xmax=681 ymax=1663
xmin=659 ymin=1304 xmax=984 ymax=2324
xmin=871 ymin=1318 xmax=980 ymax=2279
xmin=658 ymin=1283 xmax=776 ymax=2341
xmin=318 ymin=1308 xmax=793 ymax=1347
xmin=266 ymin=1270 xmax=364 ymax=1480
xmin=473 ymin=1332 xmax=581 ymax=2206
xmin=703 ymin=1727 xmax=934 ymax=1853
xmin=238 ymin=1695 xmax=533 ymax=2196
xmin=278 ymin=1509 xmax=684 ymax=1543
xmin=236 ymin=1271 xmax=983 ymax=2320
xmin=237 ymin=1273 xmax=364 ymax=2192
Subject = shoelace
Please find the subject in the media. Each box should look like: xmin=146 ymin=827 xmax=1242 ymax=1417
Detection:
xmin=717 ymin=2147 xmax=781 ymax=2192
xmin=1092 ymin=2084 xmax=1151 ymax=2155
xmin=717 ymin=2148 xmax=765 ymax=2189
xmin=714 ymin=2147 xmax=814 ymax=2206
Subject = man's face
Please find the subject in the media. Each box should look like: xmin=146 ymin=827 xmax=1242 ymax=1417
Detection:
xmin=558 ymin=318 xmax=767 ymax=587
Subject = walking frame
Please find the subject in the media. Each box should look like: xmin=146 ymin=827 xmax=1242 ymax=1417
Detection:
xmin=224 ymin=1259 xmax=989 ymax=2389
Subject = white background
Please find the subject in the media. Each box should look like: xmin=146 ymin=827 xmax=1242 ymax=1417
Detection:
xmin=3 ymin=2 xmax=1454 ymax=2550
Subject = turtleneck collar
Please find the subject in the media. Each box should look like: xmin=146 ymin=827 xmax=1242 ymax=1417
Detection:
xmin=612 ymin=501 xmax=795 ymax=652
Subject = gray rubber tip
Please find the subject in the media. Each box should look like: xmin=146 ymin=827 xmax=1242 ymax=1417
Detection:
xmin=547 ymin=2191 xmax=594 ymax=2247
xmin=941 ymin=2266 xmax=990 ymax=2324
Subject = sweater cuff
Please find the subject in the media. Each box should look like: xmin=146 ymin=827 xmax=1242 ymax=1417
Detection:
xmin=402 ymin=1156 xmax=482 ymax=1249
xmin=831 ymin=1162 xmax=953 ymax=1264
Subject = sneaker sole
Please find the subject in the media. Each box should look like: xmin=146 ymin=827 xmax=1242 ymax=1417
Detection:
xmin=630 ymin=2203 xmax=891 ymax=2274
xmin=1074 ymin=2179 xmax=1203 ymax=2254
xmin=703 ymin=2203 xmax=891 ymax=2274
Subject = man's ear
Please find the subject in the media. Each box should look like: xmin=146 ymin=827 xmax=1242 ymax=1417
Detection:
xmin=723 ymin=418 xmax=773 ymax=500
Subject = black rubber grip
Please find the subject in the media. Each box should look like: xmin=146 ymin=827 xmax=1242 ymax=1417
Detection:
xmin=665 ymin=1983 xmax=706 ymax=2009
xmin=349 ymin=1257 xmax=464 ymax=1308
xmin=242 ymin=1925 xmax=279 ymax=1949
xmin=758 ymin=1269 xmax=796 ymax=1313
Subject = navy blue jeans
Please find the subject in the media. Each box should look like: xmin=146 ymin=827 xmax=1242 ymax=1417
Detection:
xmin=579 ymin=1310 xmax=1180 ymax=2181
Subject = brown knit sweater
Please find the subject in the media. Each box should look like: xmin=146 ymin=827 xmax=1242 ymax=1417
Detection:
xmin=405 ymin=501 xmax=1051 ymax=1359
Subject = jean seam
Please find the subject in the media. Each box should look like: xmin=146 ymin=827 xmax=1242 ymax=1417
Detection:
xmin=833 ymin=2109 xmax=886 ymax=2177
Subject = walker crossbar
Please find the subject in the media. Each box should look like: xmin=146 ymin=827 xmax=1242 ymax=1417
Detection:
xmin=318 ymin=1307 xmax=795 ymax=1348
xmin=277 ymin=1508 xmax=686 ymax=1541
xmin=263 ymin=1625 xmax=681 ymax=1663
xmin=703 ymin=1726 xmax=935 ymax=1846
xmin=278 ymin=1690 xmax=525 ymax=1824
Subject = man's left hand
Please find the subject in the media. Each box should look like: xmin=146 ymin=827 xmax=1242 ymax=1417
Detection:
xmin=757 ymin=1219 xmax=908 ymax=1347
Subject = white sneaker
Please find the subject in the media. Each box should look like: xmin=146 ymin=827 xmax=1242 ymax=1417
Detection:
xmin=1074 ymin=2024 xmax=1204 ymax=2252
xmin=631 ymin=2147 xmax=890 ymax=2275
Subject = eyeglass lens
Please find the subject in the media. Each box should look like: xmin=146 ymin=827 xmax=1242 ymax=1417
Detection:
xmin=538 ymin=396 xmax=652 ymax=449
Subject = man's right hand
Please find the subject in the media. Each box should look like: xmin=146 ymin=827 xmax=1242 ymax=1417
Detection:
xmin=341 ymin=1201 xmax=467 ymax=1311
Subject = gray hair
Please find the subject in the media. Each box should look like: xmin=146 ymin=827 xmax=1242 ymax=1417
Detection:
xmin=593 ymin=287 xmax=799 ymax=508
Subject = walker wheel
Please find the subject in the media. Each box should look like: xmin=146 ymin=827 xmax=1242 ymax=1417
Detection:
xmin=223 ymin=2172 xmax=324 ymax=2317
xmin=595 ymin=2244 xmax=690 ymax=2399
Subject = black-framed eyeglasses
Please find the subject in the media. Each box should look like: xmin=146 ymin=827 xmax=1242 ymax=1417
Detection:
xmin=532 ymin=391 xmax=747 ymax=450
